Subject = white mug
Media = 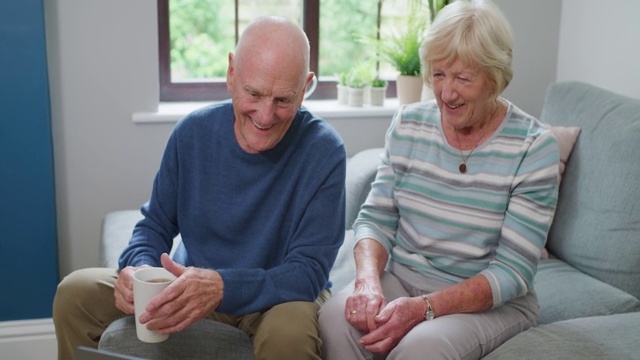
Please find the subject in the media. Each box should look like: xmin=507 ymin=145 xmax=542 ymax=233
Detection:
xmin=132 ymin=267 xmax=177 ymax=343
xmin=304 ymin=74 xmax=317 ymax=100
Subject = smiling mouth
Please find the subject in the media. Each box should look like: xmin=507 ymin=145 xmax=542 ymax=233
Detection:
xmin=446 ymin=103 xmax=463 ymax=110
xmin=252 ymin=119 xmax=273 ymax=130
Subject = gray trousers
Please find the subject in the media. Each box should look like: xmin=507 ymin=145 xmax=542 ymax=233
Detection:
xmin=319 ymin=270 xmax=539 ymax=360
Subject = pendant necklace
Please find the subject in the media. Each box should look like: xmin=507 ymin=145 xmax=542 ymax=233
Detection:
xmin=454 ymin=101 xmax=499 ymax=174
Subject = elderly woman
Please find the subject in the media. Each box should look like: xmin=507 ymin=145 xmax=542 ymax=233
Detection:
xmin=318 ymin=1 xmax=559 ymax=359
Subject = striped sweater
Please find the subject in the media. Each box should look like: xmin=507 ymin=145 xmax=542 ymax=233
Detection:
xmin=354 ymin=99 xmax=559 ymax=307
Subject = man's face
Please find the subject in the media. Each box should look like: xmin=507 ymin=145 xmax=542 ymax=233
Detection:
xmin=226 ymin=52 xmax=310 ymax=154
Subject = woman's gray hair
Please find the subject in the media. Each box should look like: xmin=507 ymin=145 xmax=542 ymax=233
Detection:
xmin=420 ymin=0 xmax=513 ymax=96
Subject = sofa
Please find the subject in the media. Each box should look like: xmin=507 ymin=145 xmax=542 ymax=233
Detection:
xmin=98 ymin=81 xmax=640 ymax=359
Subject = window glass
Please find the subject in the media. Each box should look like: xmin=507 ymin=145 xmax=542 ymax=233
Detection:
xmin=162 ymin=0 xmax=430 ymax=101
xmin=318 ymin=0 xmax=377 ymax=78
xmin=169 ymin=0 xmax=302 ymax=83
xmin=318 ymin=0 xmax=427 ymax=80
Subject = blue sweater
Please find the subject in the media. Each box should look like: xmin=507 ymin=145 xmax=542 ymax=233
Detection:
xmin=119 ymin=102 xmax=346 ymax=314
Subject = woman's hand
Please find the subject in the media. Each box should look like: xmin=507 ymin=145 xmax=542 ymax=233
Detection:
xmin=346 ymin=238 xmax=389 ymax=332
xmin=358 ymin=296 xmax=425 ymax=353
xmin=345 ymin=276 xmax=386 ymax=332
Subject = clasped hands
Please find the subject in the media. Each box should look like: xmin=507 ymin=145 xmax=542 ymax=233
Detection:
xmin=345 ymin=280 xmax=425 ymax=354
xmin=114 ymin=253 xmax=223 ymax=334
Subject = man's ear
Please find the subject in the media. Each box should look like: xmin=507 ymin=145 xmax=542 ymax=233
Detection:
xmin=226 ymin=52 xmax=235 ymax=93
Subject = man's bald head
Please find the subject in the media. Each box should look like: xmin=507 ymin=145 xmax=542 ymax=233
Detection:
xmin=234 ymin=16 xmax=310 ymax=86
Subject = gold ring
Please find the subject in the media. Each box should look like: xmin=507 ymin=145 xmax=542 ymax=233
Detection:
xmin=350 ymin=310 xmax=357 ymax=314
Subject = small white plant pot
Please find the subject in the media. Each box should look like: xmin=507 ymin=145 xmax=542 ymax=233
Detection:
xmin=369 ymin=86 xmax=387 ymax=106
xmin=336 ymin=84 xmax=349 ymax=105
xmin=347 ymin=87 xmax=365 ymax=107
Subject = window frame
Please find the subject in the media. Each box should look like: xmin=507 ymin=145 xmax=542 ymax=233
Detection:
xmin=158 ymin=0 xmax=396 ymax=102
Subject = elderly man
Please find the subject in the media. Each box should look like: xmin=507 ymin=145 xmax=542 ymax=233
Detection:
xmin=54 ymin=16 xmax=346 ymax=360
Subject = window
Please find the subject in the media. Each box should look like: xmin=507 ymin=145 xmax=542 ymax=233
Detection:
xmin=158 ymin=0 xmax=429 ymax=101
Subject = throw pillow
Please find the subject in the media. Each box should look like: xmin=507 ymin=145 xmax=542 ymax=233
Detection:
xmin=550 ymin=126 xmax=581 ymax=184
xmin=540 ymin=126 xmax=581 ymax=259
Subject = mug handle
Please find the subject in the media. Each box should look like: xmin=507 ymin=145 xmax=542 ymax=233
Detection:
xmin=304 ymin=74 xmax=318 ymax=100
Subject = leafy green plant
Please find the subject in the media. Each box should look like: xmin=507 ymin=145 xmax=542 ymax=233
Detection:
xmin=335 ymin=72 xmax=350 ymax=86
xmin=345 ymin=61 xmax=377 ymax=88
xmin=428 ymin=0 xmax=453 ymax=22
xmin=372 ymin=78 xmax=388 ymax=88
xmin=376 ymin=0 xmax=426 ymax=76
xmin=377 ymin=0 xmax=453 ymax=77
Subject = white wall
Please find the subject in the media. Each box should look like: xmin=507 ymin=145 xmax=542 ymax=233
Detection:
xmin=557 ymin=0 xmax=640 ymax=99
xmin=495 ymin=0 xmax=561 ymax=118
xmin=46 ymin=0 xmax=169 ymax=277
xmin=46 ymin=0 xmax=562 ymax=278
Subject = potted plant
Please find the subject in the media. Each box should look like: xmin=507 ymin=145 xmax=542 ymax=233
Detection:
xmin=335 ymin=72 xmax=350 ymax=105
xmin=377 ymin=0 xmax=453 ymax=104
xmin=376 ymin=1 xmax=425 ymax=104
xmin=369 ymin=78 xmax=388 ymax=106
xmin=344 ymin=61 xmax=376 ymax=107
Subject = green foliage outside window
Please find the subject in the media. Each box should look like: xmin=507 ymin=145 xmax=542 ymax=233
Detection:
xmin=168 ymin=0 xmax=436 ymax=82
xmin=169 ymin=0 xmax=233 ymax=81
xmin=318 ymin=0 xmax=378 ymax=78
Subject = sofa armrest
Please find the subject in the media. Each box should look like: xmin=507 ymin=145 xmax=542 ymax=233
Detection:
xmin=101 ymin=209 xmax=184 ymax=268
xmin=329 ymin=147 xmax=383 ymax=292
xmin=100 ymin=210 xmax=144 ymax=268
xmin=345 ymin=147 xmax=384 ymax=230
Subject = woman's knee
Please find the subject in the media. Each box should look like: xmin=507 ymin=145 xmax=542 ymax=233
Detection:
xmin=388 ymin=328 xmax=458 ymax=360
xmin=318 ymin=286 xmax=350 ymax=327
xmin=319 ymin=299 xmax=355 ymax=351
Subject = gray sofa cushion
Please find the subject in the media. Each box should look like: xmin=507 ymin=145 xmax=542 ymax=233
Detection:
xmin=99 ymin=316 xmax=255 ymax=360
xmin=541 ymin=81 xmax=640 ymax=300
xmin=328 ymin=230 xmax=357 ymax=293
xmin=345 ymin=148 xmax=383 ymax=230
xmin=534 ymin=258 xmax=640 ymax=324
xmin=482 ymin=311 xmax=640 ymax=360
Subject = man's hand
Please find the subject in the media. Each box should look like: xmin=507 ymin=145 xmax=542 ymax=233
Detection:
xmin=137 ymin=253 xmax=224 ymax=334
xmin=114 ymin=264 xmax=149 ymax=314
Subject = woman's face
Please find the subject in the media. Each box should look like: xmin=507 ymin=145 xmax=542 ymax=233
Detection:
xmin=431 ymin=58 xmax=496 ymax=130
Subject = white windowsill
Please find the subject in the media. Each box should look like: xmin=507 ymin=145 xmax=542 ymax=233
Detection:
xmin=132 ymin=98 xmax=401 ymax=124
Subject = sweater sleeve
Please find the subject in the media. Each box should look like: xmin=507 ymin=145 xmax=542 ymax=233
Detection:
xmin=481 ymin=129 xmax=559 ymax=307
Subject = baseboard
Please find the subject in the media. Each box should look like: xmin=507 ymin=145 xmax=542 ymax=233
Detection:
xmin=0 ymin=318 xmax=57 ymax=360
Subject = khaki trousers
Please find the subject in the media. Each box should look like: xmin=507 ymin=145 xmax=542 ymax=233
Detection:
xmin=53 ymin=268 xmax=328 ymax=360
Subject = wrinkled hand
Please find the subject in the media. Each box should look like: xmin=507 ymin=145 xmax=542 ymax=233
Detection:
xmin=358 ymin=296 xmax=424 ymax=354
xmin=345 ymin=278 xmax=386 ymax=332
xmin=114 ymin=264 xmax=150 ymax=314
xmin=138 ymin=253 xmax=224 ymax=334
xmin=115 ymin=254 xmax=224 ymax=334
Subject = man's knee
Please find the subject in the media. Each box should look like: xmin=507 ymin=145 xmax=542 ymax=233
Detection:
xmin=53 ymin=268 xmax=117 ymax=322
xmin=254 ymin=301 xmax=321 ymax=359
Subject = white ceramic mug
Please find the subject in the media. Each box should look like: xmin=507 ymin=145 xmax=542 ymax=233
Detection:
xmin=132 ymin=267 xmax=177 ymax=343
xmin=304 ymin=74 xmax=317 ymax=100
